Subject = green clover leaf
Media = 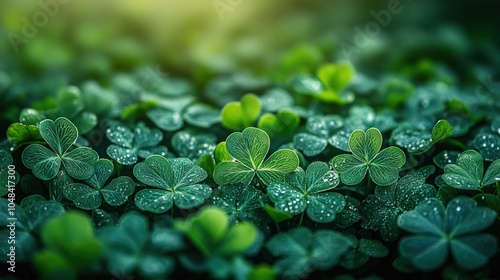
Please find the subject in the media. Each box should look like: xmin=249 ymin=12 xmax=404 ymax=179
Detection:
xmin=209 ymin=184 xmax=268 ymax=227
xmin=391 ymin=120 xmax=453 ymax=154
xmin=221 ymin=94 xmax=261 ymax=131
xmin=34 ymin=212 xmax=103 ymax=279
xmin=473 ymin=133 xmax=500 ymax=162
xmin=171 ymin=130 xmax=217 ymax=161
xmin=258 ymin=109 xmax=300 ymax=138
xmin=99 ymin=213 xmax=184 ymax=279
xmin=106 ymin=122 xmax=168 ymax=165
xmin=442 ymin=149 xmax=500 ymax=191
xmin=0 ymin=197 xmax=65 ymax=263
xmin=315 ymin=61 xmax=356 ymax=104
xmin=175 ymin=206 xmax=258 ymax=256
xmin=63 ymin=159 xmax=135 ymax=210
xmin=183 ymin=103 xmax=221 ymax=128
xmin=332 ymin=127 xmax=406 ymax=186
xmin=266 ymin=227 xmax=353 ymax=278
xmin=0 ymin=150 xmax=19 ymax=196
xmin=397 ymin=197 xmax=498 ymax=271
xmin=340 ymin=236 xmax=389 ymax=269
xmin=133 ymin=155 xmax=212 ymax=213
xmin=22 ymin=117 xmax=98 ymax=180
xmin=293 ymin=115 xmax=344 ymax=156
xmin=213 ymin=127 xmax=299 ymax=187
xmin=267 ymin=162 xmax=345 ymax=223
xmin=361 ymin=170 xmax=437 ymax=241
xmin=146 ymin=107 xmax=184 ymax=132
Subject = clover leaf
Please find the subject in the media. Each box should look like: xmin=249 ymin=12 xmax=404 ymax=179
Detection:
xmin=259 ymin=88 xmax=294 ymax=112
xmin=6 ymin=122 xmax=43 ymax=148
xmin=209 ymin=184 xmax=268 ymax=226
xmin=146 ymin=107 xmax=184 ymax=132
xmin=391 ymin=120 xmax=453 ymax=154
xmin=332 ymin=127 xmax=406 ymax=186
xmin=473 ymin=132 xmax=500 ymax=162
xmin=22 ymin=117 xmax=98 ymax=180
xmin=171 ymin=130 xmax=217 ymax=161
xmin=267 ymin=162 xmax=345 ymax=223
xmin=183 ymin=103 xmax=221 ymax=128
xmin=63 ymin=159 xmax=135 ymax=210
xmin=99 ymin=213 xmax=184 ymax=279
xmin=361 ymin=171 xmax=437 ymax=241
xmin=293 ymin=115 xmax=344 ymax=156
xmin=133 ymin=155 xmax=212 ymax=213
xmin=266 ymin=227 xmax=353 ymax=278
xmin=213 ymin=127 xmax=299 ymax=187
xmin=175 ymin=206 xmax=258 ymax=256
xmin=442 ymin=149 xmax=500 ymax=191
xmin=258 ymin=109 xmax=300 ymax=138
xmin=397 ymin=197 xmax=498 ymax=271
xmin=329 ymin=106 xmax=396 ymax=152
xmin=315 ymin=61 xmax=356 ymax=104
xmin=106 ymin=122 xmax=167 ymax=165
xmin=340 ymin=236 xmax=389 ymax=269
xmin=221 ymin=94 xmax=261 ymax=131
xmin=0 ymin=198 xmax=65 ymax=263
xmin=34 ymin=212 xmax=103 ymax=279
xmin=0 ymin=150 xmax=19 ymax=196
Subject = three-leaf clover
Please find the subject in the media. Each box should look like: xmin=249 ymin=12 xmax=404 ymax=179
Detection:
xmin=390 ymin=119 xmax=453 ymax=154
xmin=293 ymin=115 xmax=344 ymax=156
xmin=266 ymin=227 xmax=353 ymax=278
xmin=0 ymin=197 xmax=65 ymax=263
xmin=267 ymin=162 xmax=345 ymax=223
xmin=175 ymin=206 xmax=258 ymax=256
xmin=34 ymin=212 xmax=104 ymax=279
xmin=106 ymin=122 xmax=168 ymax=165
xmin=361 ymin=171 xmax=437 ymax=241
xmin=22 ymin=117 xmax=98 ymax=180
xmin=213 ymin=127 xmax=299 ymax=187
xmin=397 ymin=197 xmax=498 ymax=271
xmin=133 ymin=155 xmax=212 ymax=213
xmin=209 ymin=184 xmax=268 ymax=226
xmin=442 ymin=149 xmax=500 ymax=191
xmin=99 ymin=213 xmax=184 ymax=279
xmin=332 ymin=127 xmax=406 ymax=186
xmin=340 ymin=236 xmax=389 ymax=269
xmin=63 ymin=159 xmax=135 ymax=210
xmin=221 ymin=94 xmax=261 ymax=131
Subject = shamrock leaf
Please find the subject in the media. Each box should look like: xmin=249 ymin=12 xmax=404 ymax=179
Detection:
xmin=175 ymin=206 xmax=258 ymax=256
xmin=266 ymin=227 xmax=353 ymax=278
xmin=63 ymin=159 xmax=135 ymax=210
xmin=473 ymin=133 xmax=500 ymax=162
xmin=183 ymin=103 xmax=221 ymax=128
xmin=221 ymin=94 xmax=261 ymax=131
xmin=332 ymin=127 xmax=406 ymax=186
xmin=106 ymin=122 xmax=167 ymax=165
xmin=391 ymin=120 xmax=453 ymax=154
xmin=34 ymin=212 xmax=103 ymax=279
xmin=22 ymin=117 xmax=98 ymax=180
xmin=213 ymin=127 xmax=299 ymax=187
xmin=314 ymin=61 xmax=356 ymax=104
xmin=146 ymin=107 xmax=184 ymax=132
xmin=267 ymin=162 xmax=345 ymax=223
xmin=0 ymin=150 xmax=19 ymax=196
xmin=293 ymin=115 xmax=344 ymax=156
xmin=329 ymin=106 xmax=396 ymax=152
xmin=258 ymin=109 xmax=300 ymax=138
xmin=442 ymin=149 xmax=500 ymax=191
xmin=99 ymin=213 xmax=184 ymax=279
xmin=0 ymin=198 xmax=65 ymax=263
xmin=259 ymin=88 xmax=294 ymax=112
xmin=133 ymin=156 xmax=212 ymax=213
xmin=361 ymin=170 xmax=437 ymax=241
xmin=340 ymin=236 xmax=389 ymax=269
xmin=397 ymin=197 xmax=498 ymax=271
xmin=171 ymin=130 xmax=217 ymax=161
xmin=209 ymin=184 xmax=268 ymax=226
xmin=6 ymin=122 xmax=43 ymax=148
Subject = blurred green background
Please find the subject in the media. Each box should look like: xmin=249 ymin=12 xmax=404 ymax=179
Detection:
xmin=1 ymin=0 xmax=499 ymax=116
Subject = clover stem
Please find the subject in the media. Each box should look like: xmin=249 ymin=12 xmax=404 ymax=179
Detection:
xmin=298 ymin=212 xmax=305 ymax=227
xmin=366 ymin=179 xmax=372 ymax=194
xmin=275 ymin=221 xmax=281 ymax=232
xmin=445 ymin=139 xmax=469 ymax=151
xmin=171 ymin=206 xmax=174 ymax=218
